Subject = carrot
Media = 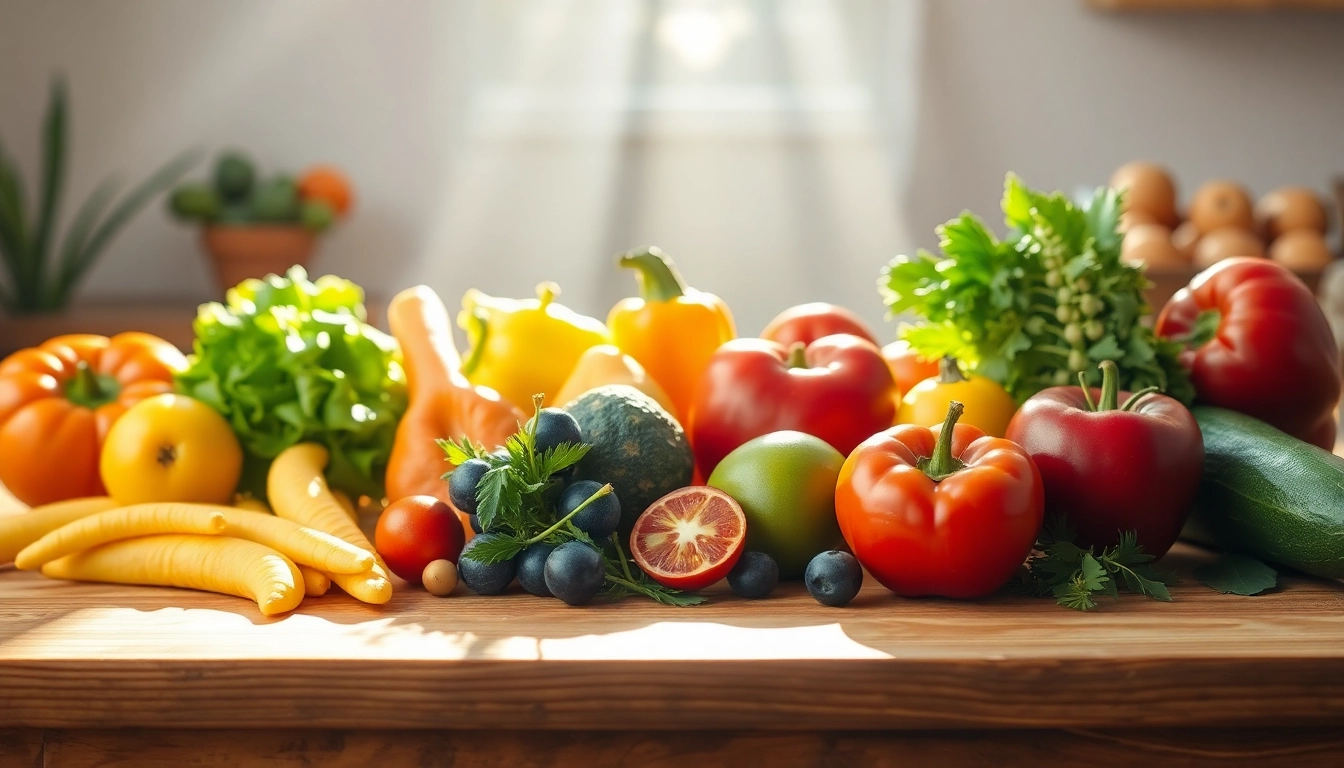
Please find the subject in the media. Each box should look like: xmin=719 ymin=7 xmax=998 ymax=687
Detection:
xmin=1 ymin=497 xmax=119 ymax=566
xmin=15 ymin=504 xmax=227 ymax=571
xmin=219 ymin=508 xmax=373 ymax=574
xmin=298 ymin=565 xmax=331 ymax=596
xmin=41 ymin=534 xmax=303 ymax=616
xmin=268 ymin=443 xmax=392 ymax=604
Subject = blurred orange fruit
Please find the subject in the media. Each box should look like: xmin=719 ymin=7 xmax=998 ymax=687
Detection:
xmin=298 ymin=166 xmax=354 ymax=217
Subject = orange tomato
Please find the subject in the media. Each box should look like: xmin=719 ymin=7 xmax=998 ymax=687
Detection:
xmin=0 ymin=333 xmax=185 ymax=506
xmin=881 ymin=340 xmax=939 ymax=399
xmin=297 ymin=166 xmax=354 ymax=216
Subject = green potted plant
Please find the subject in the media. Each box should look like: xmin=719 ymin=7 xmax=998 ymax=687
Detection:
xmin=0 ymin=77 xmax=197 ymax=317
xmin=169 ymin=153 xmax=352 ymax=291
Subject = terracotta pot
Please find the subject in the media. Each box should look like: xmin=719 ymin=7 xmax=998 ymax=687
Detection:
xmin=201 ymin=225 xmax=316 ymax=292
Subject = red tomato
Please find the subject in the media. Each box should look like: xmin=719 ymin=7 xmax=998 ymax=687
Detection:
xmin=760 ymin=302 xmax=878 ymax=347
xmin=375 ymin=496 xmax=466 ymax=584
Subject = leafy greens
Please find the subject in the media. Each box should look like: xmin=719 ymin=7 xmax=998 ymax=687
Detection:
xmin=879 ymin=174 xmax=1192 ymax=404
xmin=175 ymin=266 xmax=407 ymax=499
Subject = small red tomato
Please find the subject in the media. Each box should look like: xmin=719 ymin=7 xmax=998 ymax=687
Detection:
xmin=375 ymin=496 xmax=466 ymax=584
xmin=760 ymin=302 xmax=878 ymax=347
xmin=882 ymin=340 xmax=939 ymax=398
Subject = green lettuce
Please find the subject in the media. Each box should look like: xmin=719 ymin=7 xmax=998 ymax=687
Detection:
xmin=176 ymin=266 xmax=407 ymax=499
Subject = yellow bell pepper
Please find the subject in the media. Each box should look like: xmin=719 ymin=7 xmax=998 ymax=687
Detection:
xmin=458 ymin=282 xmax=609 ymax=409
xmin=552 ymin=344 xmax=678 ymax=416
xmin=607 ymin=247 xmax=736 ymax=422
xmin=898 ymin=356 xmax=1016 ymax=437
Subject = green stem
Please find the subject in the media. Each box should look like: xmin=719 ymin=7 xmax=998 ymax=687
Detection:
xmin=1120 ymin=386 xmax=1162 ymax=412
xmin=938 ymin=356 xmax=967 ymax=384
xmin=1034 ymin=345 xmax=1074 ymax=359
xmin=459 ymin=308 xmax=489 ymax=377
xmin=786 ymin=343 xmax=809 ymax=369
xmin=919 ymin=400 xmax=966 ymax=482
xmin=64 ymin=360 xmax=119 ymax=409
xmin=611 ymin=531 xmax=636 ymax=583
xmin=1077 ymin=371 xmax=1097 ymax=412
xmin=524 ymin=483 xmax=613 ymax=546
xmin=1097 ymin=360 xmax=1120 ymax=412
xmin=618 ymin=246 xmax=688 ymax=303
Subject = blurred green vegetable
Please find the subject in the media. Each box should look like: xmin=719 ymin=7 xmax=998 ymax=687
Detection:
xmin=252 ymin=176 xmax=299 ymax=222
xmin=169 ymin=183 xmax=221 ymax=220
xmin=175 ymin=266 xmax=408 ymax=499
xmin=214 ymin=152 xmax=255 ymax=202
xmin=301 ymin=199 xmax=336 ymax=232
xmin=0 ymin=77 xmax=198 ymax=313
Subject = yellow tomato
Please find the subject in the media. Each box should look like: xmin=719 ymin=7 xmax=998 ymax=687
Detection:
xmin=898 ymin=357 xmax=1016 ymax=437
xmin=99 ymin=393 xmax=243 ymax=505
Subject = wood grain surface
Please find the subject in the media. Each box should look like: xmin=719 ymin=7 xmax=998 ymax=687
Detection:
xmin=2 ymin=543 xmax=1343 ymax=731
xmin=23 ymin=727 xmax=1344 ymax=768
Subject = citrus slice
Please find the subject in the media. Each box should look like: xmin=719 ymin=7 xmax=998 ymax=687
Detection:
xmin=630 ymin=487 xmax=747 ymax=591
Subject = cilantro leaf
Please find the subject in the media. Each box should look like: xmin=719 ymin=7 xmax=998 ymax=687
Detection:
xmin=460 ymin=533 xmax=526 ymax=565
xmin=1194 ymin=554 xmax=1278 ymax=596
xmin=1014 ymin=522 xmax=1176 ymax=611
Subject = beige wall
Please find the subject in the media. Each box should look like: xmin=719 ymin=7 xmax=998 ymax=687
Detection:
xmin=3 ymin=0 xmax=1344 ymax=336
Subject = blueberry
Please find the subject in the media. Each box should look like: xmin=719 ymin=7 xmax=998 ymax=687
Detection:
xmin=448 ymin=458 xmax=491 ymax=515
xmin=527 ymin=408 xmax=584 ymax=455
xmin=457 ymin=534 xmax=517 ymax=595
xmin=804 ymin=551 xmax=863 ymax=608
xmin=544 ymin=541 xmax=606 ymax=606
xmin=561 ymin=480 xmax=621 ymax=540
xmin=728 ymin=551 xmax=779 ymax=600
xmin=517 ymin=542 xmax=558 ymax=597
xmin=468 ymin=514 xmax=483 ymax=534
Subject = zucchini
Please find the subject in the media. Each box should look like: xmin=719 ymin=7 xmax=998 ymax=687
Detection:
xmin=1186 ymin=405 xmax=1344 ymax=579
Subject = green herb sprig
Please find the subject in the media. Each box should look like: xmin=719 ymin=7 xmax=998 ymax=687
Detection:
xmin=879 ymin=174 xmax=1193 ymax=405
xmin=1013 ymin=517 xmax=1176 ymax=611
xmin=437 ymin=396 xmax=703 ymax=607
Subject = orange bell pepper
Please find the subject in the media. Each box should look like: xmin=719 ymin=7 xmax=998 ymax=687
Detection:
xmin=607 ymin=247 xmax=736 ymax=423
xmin=0 ymin=333 xmax=185 ymax=507
xmin=385 ymin=286 xmax=524 ymax=537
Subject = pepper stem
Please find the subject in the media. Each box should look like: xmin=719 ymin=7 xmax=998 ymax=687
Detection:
xmin=938 ymin=356 xmax=968 ymax=384
xmin=460 ymin=308 xmax=489 ymax=377
xmin=64 ymin=360 xmax=119 ymax=409
xmin=919 ymin=400 xmax=966 ymax=482
xmin=618 ymin=246 xmax=689 ymax=303
xmin=535 ymin=282 xmax=559 ymax=309
xmin=1077 ymin=371 xmax=1098 ymax=412
xmin=1120 ymin=386 xmax=1162 ymax=412
xmin=786 ymin=342 xmax=809 ymax=369
xmin=1097 ymin=360 xmax=1120 ymax=412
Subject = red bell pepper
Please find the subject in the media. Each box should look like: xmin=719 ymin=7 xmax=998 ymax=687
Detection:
xmin=689 ymin=335 xmax=898 ymax=477
xmin=1005 ymin=360 xmax=1204 ymax=556
xmin=760 ymin=302 xmax=878 ymax=347
xmin=834 ymin=401 xmax=1044 ymax=598
xmin=1156 ymin=257 xmax=1341 ymax=450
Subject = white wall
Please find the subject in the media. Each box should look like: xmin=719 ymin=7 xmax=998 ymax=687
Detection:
xmin=3 ymin=0 xmax=1344 ymax=338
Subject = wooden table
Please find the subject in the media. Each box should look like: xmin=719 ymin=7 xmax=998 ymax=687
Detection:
xmin=3 ymin=486 xmax=1344 ymax=766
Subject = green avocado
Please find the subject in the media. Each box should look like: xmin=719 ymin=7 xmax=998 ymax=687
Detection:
xmin=564 ymin=385 xmax=694 ymax=536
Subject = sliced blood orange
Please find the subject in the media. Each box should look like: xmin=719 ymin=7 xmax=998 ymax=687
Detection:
xmin=630 ymin=487 xmax=747 ymax=591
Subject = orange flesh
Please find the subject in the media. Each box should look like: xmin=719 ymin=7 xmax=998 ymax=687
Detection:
xmin=633 ymin=490 xmax=744 ymax=576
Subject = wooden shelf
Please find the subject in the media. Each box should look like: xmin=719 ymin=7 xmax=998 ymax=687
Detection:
xmin=1090 ymin=0 xmax=1344 ymax=9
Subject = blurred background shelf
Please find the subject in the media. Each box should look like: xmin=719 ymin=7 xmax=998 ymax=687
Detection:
xmin=1091 ymin=0 xmax=1344 ymax=9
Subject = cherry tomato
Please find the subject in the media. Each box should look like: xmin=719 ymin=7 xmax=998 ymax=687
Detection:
xmin=375 ymin=496 xmax=466 ymax=584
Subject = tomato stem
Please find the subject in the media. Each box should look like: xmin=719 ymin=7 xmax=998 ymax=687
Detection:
xmin=786 ymin=342 xmax=809 ymax=369
xmin=611 ymin=531 xmax=636 ymax=583
xmin=938 ymin=356 xmax=968 ymax=384
xmin=920 ymin=400 xmax=966 ymax=482
xmin=618 ymin=246 xmax=689 ymax=303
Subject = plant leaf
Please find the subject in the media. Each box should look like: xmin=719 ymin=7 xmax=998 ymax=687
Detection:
xmin=56 ymin=147 xmax=200 ymax=306
xmin=0 ymin=142 xmax=31 ymax=300
xmin=1194 ymin=554 xmax=1278 ymax=596
xmin=539 ymin=442 xmax=590 ymax=478
xmin=460 ymin=533 xmax=526 ymax=565
xmin=32 ymin=76 xmax=67 ymax=292
xmin=52 ymin=176 xmax=117 ymax=306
